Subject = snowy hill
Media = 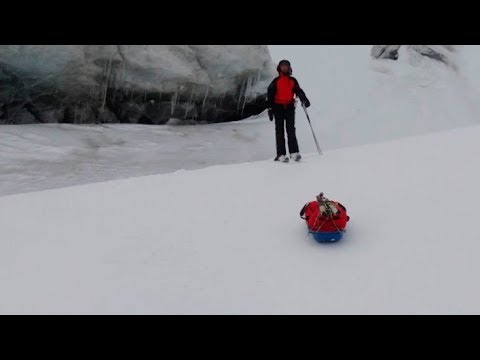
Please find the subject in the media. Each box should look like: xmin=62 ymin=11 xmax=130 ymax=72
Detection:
xmin=1 ymin=125 xmax=480 ymax=314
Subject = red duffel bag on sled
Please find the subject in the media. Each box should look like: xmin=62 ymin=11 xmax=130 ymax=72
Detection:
xmin=300 ymin=193 xmax=350 ymax=243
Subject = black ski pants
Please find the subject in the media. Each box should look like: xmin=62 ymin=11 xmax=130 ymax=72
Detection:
xmin=273 ymin=103 xmax=299 ymax=157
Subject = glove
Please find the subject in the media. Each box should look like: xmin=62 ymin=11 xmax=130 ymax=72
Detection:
xmin=268 ymin=109 xmax=274 ymax=121
xmin=302 ymin=99 xmax=311 ymax=108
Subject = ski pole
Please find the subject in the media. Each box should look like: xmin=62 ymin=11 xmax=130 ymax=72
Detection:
xmin=302 ymin=103 xmax=322 ymax=156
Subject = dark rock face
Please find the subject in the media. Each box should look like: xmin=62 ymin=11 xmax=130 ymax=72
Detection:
xmin=0 ymin=45 xmax=276 ymax=125
xmin=371 ymin=45 xmax=402 ymax=60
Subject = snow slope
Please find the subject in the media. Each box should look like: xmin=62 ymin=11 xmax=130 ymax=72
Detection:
xmin=1 ymin=124 xmax=479 ymax=314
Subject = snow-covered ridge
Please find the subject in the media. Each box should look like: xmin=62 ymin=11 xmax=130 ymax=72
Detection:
xmin=371 ymin=45 xmax=459 ymax=67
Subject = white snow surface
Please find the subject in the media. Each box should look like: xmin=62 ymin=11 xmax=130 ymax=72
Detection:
xmin=2 ymin=45 xmax=480 ymax=314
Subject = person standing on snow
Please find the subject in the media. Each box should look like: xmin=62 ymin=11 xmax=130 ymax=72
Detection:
xmin=266 ymin=59 xmax=311 ymax=162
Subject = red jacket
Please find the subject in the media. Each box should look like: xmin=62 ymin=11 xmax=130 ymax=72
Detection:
xmin=274 ymin=74 xmax=295 ymax=105
xmin=267 ymin=74 xmax=310 ymax=108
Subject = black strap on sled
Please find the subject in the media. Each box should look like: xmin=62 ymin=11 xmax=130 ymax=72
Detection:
xmin=300 ymin=203 xmax=308 ymax=220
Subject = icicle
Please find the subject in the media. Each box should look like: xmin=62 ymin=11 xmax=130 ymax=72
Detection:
xmin=201 ymin=86 xmax=209 ymax=115
xmin=252 ymin=70 xmax=262 ymax=103
xmin=185 ymin=87 xmax=195 ymax=119
xmin=171 ymin=89 xmax=179 ymax=116
xmin=101 ymin=57 xmax=113 ymax=111
xmin=112 ymin=61 xmax=121 ymax=103
xmin=236 ymin=77 xmax=246 ymax=114
xmin=241 ymin=75 xmax=253 ymax=116
xmin=241 ymin=85 xmax=248 ymax=116
xmin=121 ymin=61 xmax=127 ymax=83
xmin=114 ymin=65 xmax=120 ymax=93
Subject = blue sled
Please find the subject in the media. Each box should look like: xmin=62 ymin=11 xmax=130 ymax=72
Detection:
xmin=309 ymin=230 xmax=344 ymax=243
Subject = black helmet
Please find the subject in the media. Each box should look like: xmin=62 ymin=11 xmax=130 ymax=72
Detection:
xmin=277 ymin=59 xmax=292 ymax=75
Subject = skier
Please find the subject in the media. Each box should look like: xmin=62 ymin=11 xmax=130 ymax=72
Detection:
xmin=267 ymin=59 xmax=310 ymax=162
